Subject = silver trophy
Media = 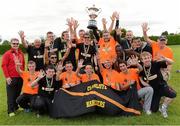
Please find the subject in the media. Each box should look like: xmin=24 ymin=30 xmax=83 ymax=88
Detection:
xmin=86 ymin=4 xmax=101 ymax=29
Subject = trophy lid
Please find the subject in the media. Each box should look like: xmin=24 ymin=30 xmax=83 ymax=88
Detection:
xmin=87 ymin=4 xmax=99 ymax=12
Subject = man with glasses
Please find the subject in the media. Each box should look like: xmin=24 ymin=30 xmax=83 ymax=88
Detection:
xmin=45 ymin=52 xmax=58 ymax=68
xmin=19 ymin=31 xmax=44 ymax=71
xmin=76 ymin=32 xmax=97 ymax=72
xmin=44 ymin=31 xmax=61 ymax=64
xmin=1 ymin=38 xmax=25 ymax=117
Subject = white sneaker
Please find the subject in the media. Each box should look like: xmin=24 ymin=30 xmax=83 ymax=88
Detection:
xmin=145 ymin=110 xmax=152 ymax=115
xmin=159 ymin=106 xmax=168 ymax=118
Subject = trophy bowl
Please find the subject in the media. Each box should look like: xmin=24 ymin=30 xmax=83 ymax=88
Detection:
xmin=86 ymin=5 xmax=101 ymax=30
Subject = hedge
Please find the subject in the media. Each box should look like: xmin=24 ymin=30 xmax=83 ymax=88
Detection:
xmin=0 ymin=44 xmax=26 ymax=55
xmin=148 ymin=34 xmax=180 ymax=45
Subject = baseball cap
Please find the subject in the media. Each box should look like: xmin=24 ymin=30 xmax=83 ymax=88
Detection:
xmin=159 ymin=35 xmax=167 ymax=41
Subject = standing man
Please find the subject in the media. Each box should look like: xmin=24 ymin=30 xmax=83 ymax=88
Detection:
xmin=1 ymin=38 xmax=25 ymax=117
xmin=18 ymin=31 xmax=44 ymax=71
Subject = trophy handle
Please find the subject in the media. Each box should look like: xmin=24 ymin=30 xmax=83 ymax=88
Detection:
xmin=97 ymin=8 xmax=102 ymax=15
xmin=85 ymin=7 xmax=90 ymax=15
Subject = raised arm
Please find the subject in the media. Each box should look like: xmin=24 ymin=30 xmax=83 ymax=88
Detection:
xmin=18 ymin=30 xmax=28 ymax=48
xmin=61 ymin=40 xmax=75 ymax=63
xmin=76 ymin=59 xmax=84 ymax=77
xmin=127 ymin=55 xmax=143 ymax=73
xmin=141 ymin=22 xmax=153 ymax=45
xmin=102 ymin=18 xmax=107 ymax=31
xmin=96 ymin=52 xmax=103 ymax=73
xmin=30 ymin=70 xmax=45 ymax=87
xmin=108 ymin=11 xmax=116 ymax=33
xmin=56 ymin=61 xmax=64 ymax=81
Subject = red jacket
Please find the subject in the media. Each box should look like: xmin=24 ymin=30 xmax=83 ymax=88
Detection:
xmin=1 ymin=48 xmax=25 ymax=78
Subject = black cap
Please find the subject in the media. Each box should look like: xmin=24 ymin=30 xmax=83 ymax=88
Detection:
xmin=159 ymin=35 xmax=167 ymax=41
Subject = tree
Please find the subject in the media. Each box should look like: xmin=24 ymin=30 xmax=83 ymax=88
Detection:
xmin=2 ymin=40 xmax=10 ymax=45
xmin=121 ymin=28 xmax=127 ymax=38
xmin=161 ymin=31 xmax=168 ymax=36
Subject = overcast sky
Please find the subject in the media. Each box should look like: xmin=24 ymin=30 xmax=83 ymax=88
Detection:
xmin=0 ymin=0 xmax=180 ymax=42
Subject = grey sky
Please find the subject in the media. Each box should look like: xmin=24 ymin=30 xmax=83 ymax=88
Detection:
xmin=0 ymin=0 xmax=180 ymax=42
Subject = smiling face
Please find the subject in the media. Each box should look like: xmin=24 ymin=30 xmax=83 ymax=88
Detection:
xmin=158 ymin=38 xmax=167 ymax=48
xmin=34 ymin=39 xmax=41 ymax=48
xmin=47 ymin=32 xmax=54 ymax=42
xmin=119 ymin=63 xmax=128 ymax=72
xmin=115 ymin=45 xmax=123 ymax=56
xmin=132 ymin=38 xmax=142 ymax=49
xmin=84 ymin=34 xmax=90 ymax=44
xmin=49 ymin=54 xmax=57 ymax=64
xmin=103 ymin=32 xmax=110 ymax=42
xmin=65 ymin=63 xmax=73 ymax=72
xmin=46 ymin=68 xmax=55 ymax=78
xmin=125 ymin=31 xmax=133 ymax=41
xmin=11 ymin=38 xmax=19 ymax=50
xmin=103 ymin=60 xmax=112 ymax=69
xmin=27 ymin=62 xmax=36 ymax=72
xmin=141 ymin=52 xmax=152 ymax=67
xmin=79 ymin=30 xmax=85 ymax=38
xmin=85 ymin=65 xmax=93 ymax=75
xmin=62 ymin=31 xmax=69 ymax=41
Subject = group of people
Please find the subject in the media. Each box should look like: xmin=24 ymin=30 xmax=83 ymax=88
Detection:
xmin=1 ymin=12 xmax=176 ymax=118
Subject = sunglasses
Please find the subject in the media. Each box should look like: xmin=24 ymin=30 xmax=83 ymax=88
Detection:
xmin=103 ymin=35 xmax=109 ymax=37
xmin=12 ymin=43 xmax=19 ymax=45
xmin=51 ymin=57 xmax=57 ymax=59
xmin=160 ymin=39 xmax=166 ymax=41
xmin=84 ymin=36 xmax=90 ymax=38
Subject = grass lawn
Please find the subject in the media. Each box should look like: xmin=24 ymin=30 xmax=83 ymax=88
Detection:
xmin=0 ymin=45 xmax=180 ymax=125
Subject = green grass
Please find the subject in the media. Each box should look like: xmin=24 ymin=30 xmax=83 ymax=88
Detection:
xmin=0 ymin=45 xmax=180 ymax=125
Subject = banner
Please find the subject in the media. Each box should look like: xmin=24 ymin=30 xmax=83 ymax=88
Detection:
xmin=50 ymin=80 xmax=141 ymax=118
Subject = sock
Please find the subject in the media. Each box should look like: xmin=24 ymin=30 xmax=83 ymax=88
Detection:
xmin=162 ymin=103 xmax=168 ymax=109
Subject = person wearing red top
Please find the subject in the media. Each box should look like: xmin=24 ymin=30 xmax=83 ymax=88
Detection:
xmin=1 ymin=38 xmax=25 ymax=117
xmin=117 ymin=58 xmax=153 ymax=115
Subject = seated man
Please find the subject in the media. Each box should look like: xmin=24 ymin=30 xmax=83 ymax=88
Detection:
xmin=31 ymin=65 xmax=60 ymax=116
xmin=76 ymin=60 xmax=100 ymax=83
xmin=56 ymin=61 xmax=80 ymax=89
xmin=139 ymin=51 xmax=176 ymax=118
xmin=15 ymin=60 xmax=39 ymax=112
xmin=117 ymin=58 xmax=153 ymax=115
